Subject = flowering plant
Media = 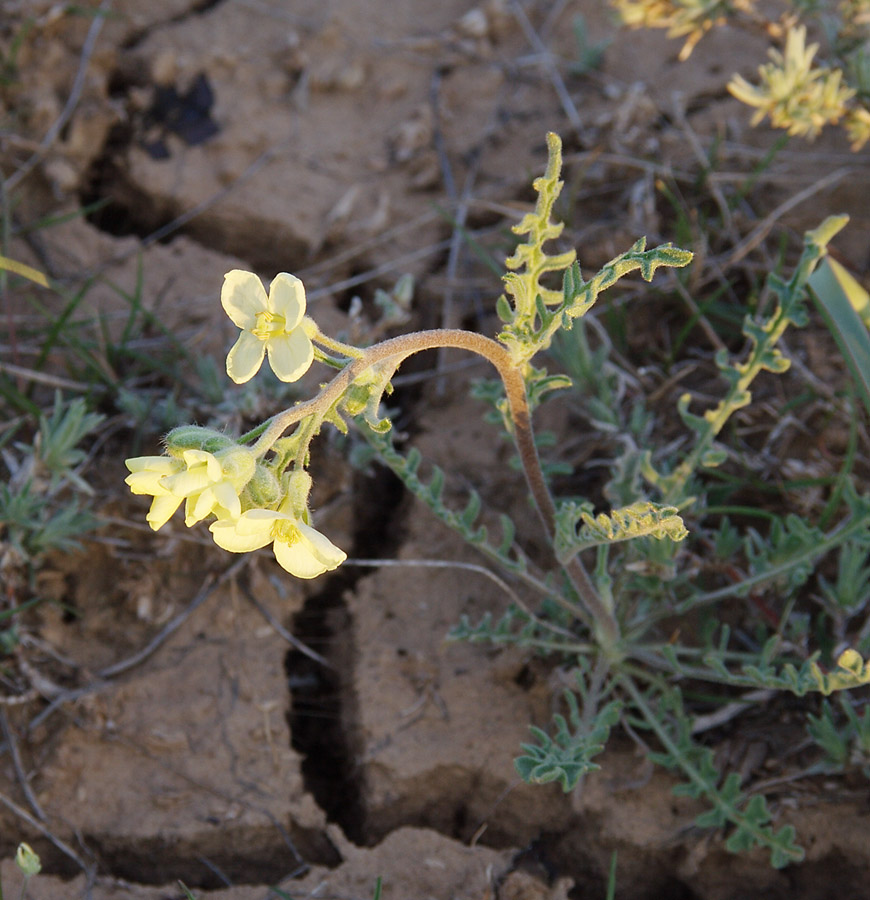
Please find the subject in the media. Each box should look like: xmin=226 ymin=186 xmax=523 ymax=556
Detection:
xmin=128 ymin=133 xmax=870 ymax=867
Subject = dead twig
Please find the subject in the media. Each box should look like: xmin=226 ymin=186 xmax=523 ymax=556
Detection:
xmin=3 ymin=0 xmax=112 ymax=194
xmin=511 ymin=0 xmax=582 ymax=135
xmin=0 ymin=786 xmax=92 ymax=875
xmin=0 ymin=707 xmax=45 ymax=821
xmin=342 ymin=557 xmax=585 ymax=646
xmin=721 ymin=167 xmax=854 ymax=268
xmin=238 ymin=579 xmax=332 ymax=669
xmin=97 ymin=556 xmax=248 ymax=680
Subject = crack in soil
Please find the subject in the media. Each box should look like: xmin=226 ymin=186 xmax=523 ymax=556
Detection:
xmin=286 ymin=460 xmax=407 ymax=847
xmin=80 ymin=825 xmax=329 ymax=891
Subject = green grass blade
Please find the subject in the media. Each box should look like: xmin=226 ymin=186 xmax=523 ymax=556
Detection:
xmin=809 ymin=257 xmax=870 ymax=418
xmin=0 ymin=597 xmax=42 ymax=623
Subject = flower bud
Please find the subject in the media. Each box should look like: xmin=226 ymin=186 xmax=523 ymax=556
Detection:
xmin=165 ymin=426 xmax=234 ymax=457
xmin=282 ymin=469 xmax=313 ymax=518
xmin=15 ymin=842 xmax=41 ymax=877
xmin=215 ymin=445 xmax=256 ymax=491
xmin=342 ymin=382 xmax=371 ymax=416
xmin=243 ymin=462 xmax=282 ymax=507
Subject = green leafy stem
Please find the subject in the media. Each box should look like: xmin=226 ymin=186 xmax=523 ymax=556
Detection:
xmin=648 ymin=215 xmax=849 ymax=507
xmin=247 ymin=325 xmax=619 ymax=642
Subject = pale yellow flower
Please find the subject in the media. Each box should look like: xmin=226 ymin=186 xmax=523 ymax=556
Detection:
xmin=221 ymin=270 xmax=314 ymax=384
xmin=125 ymin=447 xmax=254 ymax=530
xmin=209 ymin=509 xmax=346 ymax=578
xmin=160 ymin=448 xmax=252 ymax=526
xmin=124 ymin=455 xmax=185 ymax=530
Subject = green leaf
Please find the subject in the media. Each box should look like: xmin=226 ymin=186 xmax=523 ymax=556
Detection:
xmin=809 ymin=256 xmax=870 ymax=419
xmin=515 ymin=697 xmax=622 ymax=791
xmin=555 ymin=499 xmax=688 ymax=562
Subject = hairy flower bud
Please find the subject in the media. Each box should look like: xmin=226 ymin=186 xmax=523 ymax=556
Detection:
xmin=243 ymin=462 xmax=282 ymax=507
xmin=15 ymin=842 xmax=41 ymax=877
xmin=216 ymin=445 xmax=256 ymax=491
xmin=165 ymin=425 xmax=234 ymax=457
xmin=283 ymin=469 xmax=313 ymax=518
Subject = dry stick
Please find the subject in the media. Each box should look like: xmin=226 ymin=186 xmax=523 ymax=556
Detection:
xmin=27 ymin=684 xmax=104 ymax=735
xmin=430 ymin=67 xmax=470 ymax=389
xmin=136 ymin=149 xmax=283 ymax=253
xmin=97 ymin=555 xmax=248 ymax=679
xmin=511 ymin=0 xmax=582 ymax=135
xmin=344 ymin=557 xmax=587 ymax=646
xmin=299 ymin=209 xmax=442 ymax=280
xmin=0 ymin=708 xmax=45 ymax=822
xmin=539 ymin=0 xmax=572 ymax=40
xmin=27 ymin=559 xmax=251 ymax=733
xmin=3 ymin=0 xmax=112 ymax=194
xmin=0 ymin=360 xmax=92 ymax=392
xmin=237 ymin=580 xmax=331 ymax=668
xmin=0 ymin=788 xmax=91 ymax=874
xmin=670 ymin=93 xmax=736 ymax=239
xmin=255 ymin=328 xmax=619 ymax=645
xmin=722 ymin=167 xmax=854 ymax=268
xmin=436 ymin=163 xmax=480 ymax=389
xmin=307 ymin=237 xmax=452 ymax=302
xmin=690 ymin=688 xmax=775 ymax=735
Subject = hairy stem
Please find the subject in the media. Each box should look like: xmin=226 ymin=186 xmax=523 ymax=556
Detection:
xmin=253 ymin=327 xmax=618 ymax=643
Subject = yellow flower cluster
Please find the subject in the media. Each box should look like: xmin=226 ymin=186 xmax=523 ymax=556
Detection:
xmin=728 ymin=26 xmax=855 ymax=140
xmin=125 ymin=271 xmax=346 ymax=579
xmin=125 ymin=447 xmax=345 ymax=579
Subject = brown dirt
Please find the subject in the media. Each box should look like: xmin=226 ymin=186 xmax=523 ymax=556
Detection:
xmin=3 ymin=2 xmax=870 ymax=899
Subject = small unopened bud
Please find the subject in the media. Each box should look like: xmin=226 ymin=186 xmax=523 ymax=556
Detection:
xmin=216 ymin=446 xmax=256 ymax=491
xmin=342 ymin=383 xmax=370 ymax=416
xmin=165 ymin=426 xmax=234 ymax=456
xmin=15 ymin=842 xmax=41 ymax=877
xmin=283 ymin=469 xmax=313 ymax=517
xmin=244 ymin=462 xmax=282 ymax=506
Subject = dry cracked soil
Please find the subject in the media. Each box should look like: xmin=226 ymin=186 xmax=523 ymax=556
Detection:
xmin=3 ymin=1 xmax=870 ymax=899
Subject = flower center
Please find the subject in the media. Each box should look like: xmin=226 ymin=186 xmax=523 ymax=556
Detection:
xmin=252 ymin=310 xmax=287 ymax=340
xmin=271 ymin=518 xmax=302 ymax=545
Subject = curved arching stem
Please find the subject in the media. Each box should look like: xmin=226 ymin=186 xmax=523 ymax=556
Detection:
xmin=253 ymin=328 xmax=619 ymax=646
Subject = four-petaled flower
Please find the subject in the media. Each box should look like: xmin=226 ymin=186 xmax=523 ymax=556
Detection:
xmin=209 ymin=509 xmax=346 ymax=579
xmin=124 ymin=455 xmax=186 ymax=530
xmin=222 ymin=270 xmax=314 ymax=384
xmin=127 ymin=272 xmax=345 ymax=580
xmin=159 ymin=448 xmax=249 ymax=526
xmin=125 ymin=447 xmax=254 ymax=530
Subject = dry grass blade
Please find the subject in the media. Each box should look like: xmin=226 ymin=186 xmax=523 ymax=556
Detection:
xmin=0 ymin=256 xmax=48 ymax=288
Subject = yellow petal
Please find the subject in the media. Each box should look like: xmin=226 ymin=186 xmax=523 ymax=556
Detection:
xmin=125 ymin=470 xmax=171 ymax=496
xmin=222 ymin=270 xmax=267 ymax=330
xmin=125 ymin=456 xmax=179 ymax=475
xmin=147 ymin=494 xmax=183 ymax=531
xmin=209 ymin=514 xmax=273 ymax=553
xmin=268 ymin=273 xmax=306 ymax=328
xmin=235 ymin=508 xmax=284 ymax=535
xmin=266 ymin=328 xmax=314 ymax=382
xmin=299 ymin=521 xmax=347 ymax=567
xmin=273 ymin=522 xmax=346 ymax=578
xmin=161 ymin=467 xmax=212 ymax=499
xmin=214 ymin=479 xmax=242 ymax=518
xmin=226 ymin=330 xmax=266 ymax=384
xmin=185 ymin=490 xmax=213 ymax=526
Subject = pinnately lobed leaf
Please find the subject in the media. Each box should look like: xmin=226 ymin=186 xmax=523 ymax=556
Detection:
xmin=555 ymin=500 xmax=688 ymax=563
